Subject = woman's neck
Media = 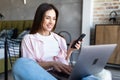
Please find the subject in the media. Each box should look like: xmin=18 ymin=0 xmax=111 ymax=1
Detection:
xmin=38 ymin=30 xmax=51 ymax=36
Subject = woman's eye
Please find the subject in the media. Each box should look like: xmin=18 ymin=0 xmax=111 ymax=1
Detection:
xmin=53 ymin=18 xmax=56 ymax=20
xmin=46 ymin=17 xmax=50 ymax=19
xmin=45 ymin=16 xmax=56 ymax=21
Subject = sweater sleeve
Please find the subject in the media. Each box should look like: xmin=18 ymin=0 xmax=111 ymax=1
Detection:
xmin=21 ymin=35 xmax=36 ymax=61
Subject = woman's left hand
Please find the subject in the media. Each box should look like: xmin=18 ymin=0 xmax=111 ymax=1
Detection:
xmin=73 ymin=41 xmax=81 ymax=50
xmin=69 ymin=41 xmax=82 ymax=50
xmin=66 ymin=41 xmax=82 ymax=60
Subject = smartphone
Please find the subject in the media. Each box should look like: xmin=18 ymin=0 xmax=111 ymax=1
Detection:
xmin=71 ymin=33 xmax=86 ymax=48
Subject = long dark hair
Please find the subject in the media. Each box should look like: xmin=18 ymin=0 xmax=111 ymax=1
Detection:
xmin=30 ymin=3 xmax=59 ymax=34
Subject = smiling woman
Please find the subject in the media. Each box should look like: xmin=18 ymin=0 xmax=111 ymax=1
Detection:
xmin=12 ymin=3 xmax=111 ymax=80
xmin=12 ymin=3 xmax=82 ymax=80
xmin=39 ymin=9 xmax=56 ymax=35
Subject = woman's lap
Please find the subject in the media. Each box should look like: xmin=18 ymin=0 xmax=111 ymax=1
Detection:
xmin=12 ymin=58 xmax=111 ymax=80
xmin=12 ymin=57 xmax=57 ymax=80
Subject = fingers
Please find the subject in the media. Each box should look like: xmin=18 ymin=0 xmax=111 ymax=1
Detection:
xmin=53 ymin=62 xmax=72 ymax=75
xmin=54 ymin=65 xmax=62 ymax=72
xmin=60 ymin=64 xmax=72 ymax=75
xmin=74 ymin=41 xmax=81 ymax=49
xmin=53 ymin=62 xmax=62 ymax=72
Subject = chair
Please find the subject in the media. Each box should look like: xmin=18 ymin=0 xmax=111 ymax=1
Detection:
xmin=7 ymin=38 xmax=21 ymax=67
xmin=4 ymin=38 xmax=21 ymax=80
xmin=58 ymin=31 xmax=71 ymax=46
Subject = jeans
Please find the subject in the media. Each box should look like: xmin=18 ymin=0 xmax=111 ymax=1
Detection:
xmin=12 ymin=58 xmax=57 ymax=80
xmin=12 ymin=58 xmax=99 ymax=80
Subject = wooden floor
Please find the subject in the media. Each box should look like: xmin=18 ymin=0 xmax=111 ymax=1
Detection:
xmin=0 ymin=71 xmax=13 ymax=80
xmin=108 ymin=68 xmax=120 ymax=80
xmin=0 ymin=66 xmax=120 ymax=80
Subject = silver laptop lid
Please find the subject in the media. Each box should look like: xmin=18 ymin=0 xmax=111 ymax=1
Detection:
xmin=69 ymin=44 xmax=117 ymax=80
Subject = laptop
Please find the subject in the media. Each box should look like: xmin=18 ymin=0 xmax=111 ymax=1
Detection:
xmin=68 ymin=44 xmax=117 ymax=80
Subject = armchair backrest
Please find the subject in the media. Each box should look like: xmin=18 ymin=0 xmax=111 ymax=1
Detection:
xmin=6 ymin=38 xmax=21 ymax=67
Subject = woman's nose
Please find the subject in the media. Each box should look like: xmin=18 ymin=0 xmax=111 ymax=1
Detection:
xmin=49 ymin=19 xmax=54 ymax=24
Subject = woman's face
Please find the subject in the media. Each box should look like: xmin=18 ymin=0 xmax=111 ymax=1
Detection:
xmin=41 ymin=9 xmax=56 ymax=33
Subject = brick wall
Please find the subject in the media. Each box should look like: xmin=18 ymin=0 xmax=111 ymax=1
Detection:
xmin=90 ymin=0 xmax=120 ymax=45
xmin=93 ymin=0 xmax=120 ymax=24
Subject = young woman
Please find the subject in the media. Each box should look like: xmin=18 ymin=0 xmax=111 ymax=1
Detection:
xmin=12 ymin=3 xmax=111 ymax=80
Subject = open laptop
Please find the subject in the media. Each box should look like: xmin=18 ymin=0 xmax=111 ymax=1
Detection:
xmin=68 ymin=44 xmax=117 ymax=80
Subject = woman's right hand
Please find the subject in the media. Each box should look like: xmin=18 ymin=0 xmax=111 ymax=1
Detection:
xmin=52 ymin=61 xmax=72 ymax=75
xmin=38 ymin=61 xmax=72 ymax=75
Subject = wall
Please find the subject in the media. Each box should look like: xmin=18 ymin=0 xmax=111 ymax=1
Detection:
xmin=90 ymin=0 xmax=120 ymax=45
xmin=0 ymin=0 xmax=83 ymax=41
xmin=93 ymin=0 xmax=120 ymax=24
xmin=82 ymin=0 xmax=93 ymax=45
